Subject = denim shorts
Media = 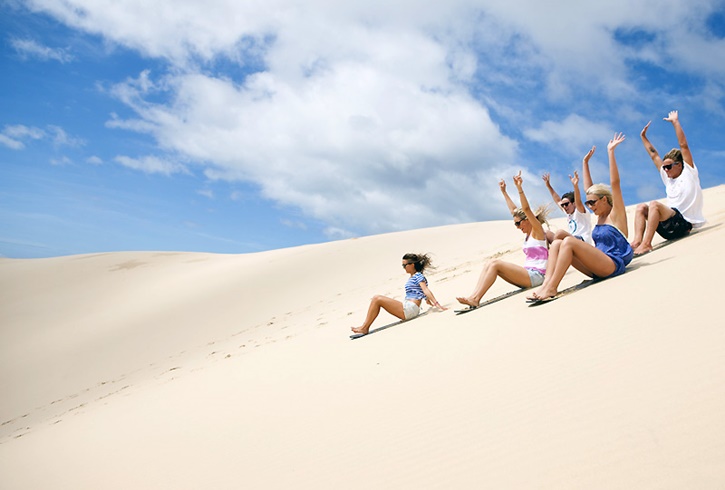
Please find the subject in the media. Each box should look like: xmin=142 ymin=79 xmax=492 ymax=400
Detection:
xmin=527 ymin=269 xmax=545 ymax=287
xmin=403 ymin=299 xmax=421 ymax=320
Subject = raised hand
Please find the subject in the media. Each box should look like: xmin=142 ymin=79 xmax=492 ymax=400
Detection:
xmin=499 ymin=179 xmax=507 ymax=192
xmin=513 ymin=170 xmax=523 ymax=188
xmin=569 ymin=170 xmax=579 ymax=186
xmin=583 ymin=145 xmax=596 ymax=163
xmin=641 ymin=121 xmax=651 ymax=138
xmin=542 ymin=172 xmax=551 ymax=185
xmin=664 ymin=110 xmax=679 ymax=123
xmin=607 ymin=132 xmax=625 ymax=151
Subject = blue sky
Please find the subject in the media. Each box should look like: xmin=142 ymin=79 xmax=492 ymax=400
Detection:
xmin=2 ymin=0 xmax=725 ymax=258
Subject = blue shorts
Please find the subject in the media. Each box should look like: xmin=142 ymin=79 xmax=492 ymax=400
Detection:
xmin=526 ymin=268 xmax=545 ymax=287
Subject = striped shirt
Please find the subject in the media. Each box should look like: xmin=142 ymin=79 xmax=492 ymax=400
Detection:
xmin=404 ymin=272 xmax=428 ymax=300
xmin=523 ymin=236 xmax=548 ymax=275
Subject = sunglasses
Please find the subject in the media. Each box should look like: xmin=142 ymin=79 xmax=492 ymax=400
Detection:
xmin=559 ymin=201 xmax=573 ymax=207
xmin=514 ymin=217 xmax=527 ymax=227
xmin=402 ymin=262 xmax=413 ymax=268
xmin=585 ymin=196 xmax=602 ymax=207
xmin=662 ymin=162 xmax=682 ymax=171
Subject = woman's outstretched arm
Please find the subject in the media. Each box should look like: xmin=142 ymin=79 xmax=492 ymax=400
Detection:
xmin=665 ymin=110 xmax=694 ymax=167
xmin=582 ymin=145 xmax=595 ymax=191
xmin=499 ymin=178 xmax=517 ymax=214
xmin=420 ymin=282 xmax=446 ymax=310
xmin=513 ymin=171 xmax=546 ymax=241
xmin=570 ymin=171 xmax=585 ymax=213
xmin=607 ymin=133 xmax=628 ymax=237
xmin=640 ymin=121 xmax=663 ymax=169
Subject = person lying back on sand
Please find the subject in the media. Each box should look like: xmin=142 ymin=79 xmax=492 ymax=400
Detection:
xmin=530 ymin=133 xmax=633 ymax=301
xmin=351 ymin=253 xmax=445 ymax=336
xmin=456 ymin=172 xmax=549 ymax=308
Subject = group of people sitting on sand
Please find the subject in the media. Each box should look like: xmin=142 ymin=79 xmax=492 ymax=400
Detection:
xmin=351 ymin=110 xmax=706 ymax=337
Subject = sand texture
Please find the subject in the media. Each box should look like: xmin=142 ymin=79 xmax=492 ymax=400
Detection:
xmin=1 ymin=185 xmax=724 ymax=489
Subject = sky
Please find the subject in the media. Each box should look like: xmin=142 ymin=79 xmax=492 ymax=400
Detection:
xmin=1 ymin=0 xmax=725 ymax=258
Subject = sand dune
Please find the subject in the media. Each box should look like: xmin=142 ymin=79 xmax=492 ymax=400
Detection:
xmin=1 ymin=185 xmax=724 ymax=489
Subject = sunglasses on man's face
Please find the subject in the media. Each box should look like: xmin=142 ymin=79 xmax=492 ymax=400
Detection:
xmin=662 ymin=162 xmax=681 ymax=171
xmin=559 ymin=201 xmax=573 ymax=207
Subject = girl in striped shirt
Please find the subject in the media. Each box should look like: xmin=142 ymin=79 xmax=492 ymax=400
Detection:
xmin=351 ymin=253 xmax=446 ymax=336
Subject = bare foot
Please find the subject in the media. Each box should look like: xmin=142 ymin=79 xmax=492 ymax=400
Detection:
xmin=630 ymin=240 xmax=641 ymax=249
xmin=456 ymin=296 xmax=479 ymax=307
xmin=351 ymin=326 xmax=369 ymax=335
xmin=532 ymin=286 xmax=557 ymax=301
xmin=633 ymin=244 xmax=653 ymax=256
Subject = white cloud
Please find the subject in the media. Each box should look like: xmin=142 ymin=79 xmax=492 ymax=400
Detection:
xmin=114 ymin=155 xmax=189 ymax=175
xmin=524 ymin=114 xmax=613 ymax=154
xmin=10 ymin=37 xmax=74 ymax=63
xmin=20 ymin=0 xmax=725 ymax=235
xmin=48 ymin=125 xmax=85 ymax=147
xmin=50 ymin=156 xmax=73 ymax=166
xmin=197 ymin=189 xmax=214 ymax=199
xmin=0 ymin=134 xmax=25 ymax=150
xmin=86 ymin=156 xmax=103 ymax=165
xmin=0 ymin=124 xmax=45 ymax=149
xmin=0 ymin=124 xmax=85 ymax=151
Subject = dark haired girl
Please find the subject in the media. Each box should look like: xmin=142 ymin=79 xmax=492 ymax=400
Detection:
xmin=351 ymin=253 xmax=445 ymax=336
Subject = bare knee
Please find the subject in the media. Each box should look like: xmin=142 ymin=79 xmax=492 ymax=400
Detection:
xmin=553 ymin=229 xmax=569 ymax=240
xmin=487 ymin=259 xmax=502 ymax=272
xmin=561 ymin=236 xmax=579 ymax=250
xmin=636 ymin=203 xmax=650 ymax=217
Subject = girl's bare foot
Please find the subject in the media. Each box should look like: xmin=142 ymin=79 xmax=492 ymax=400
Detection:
xmin=456 ymin=296 xmax=479 ymax=307
xmin=532 ymin=286 xmax=557 ymax=301
xmin=633 ymin=244 xmax=653 ymax=256
xmin=351 ymin=326 xmax=369 ymax=335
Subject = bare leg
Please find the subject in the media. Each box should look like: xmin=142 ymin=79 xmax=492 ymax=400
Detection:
xmin=631 ymin=203 xmax=648 ymax=250
xmin=633 ymin=201 xmax=676 ymax=255
xmin=534 ymin=237 xmax=617 ymax=300
xmin=457 ymin=259 xmax=531 ymax=307
xmin=529 ymin=239 xmax=562 ymax=299
xmin=351 ymin=295 xmax=405 ymax=334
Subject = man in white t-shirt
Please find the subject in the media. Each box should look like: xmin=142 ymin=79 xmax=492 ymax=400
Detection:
xmin=542 ymin=147 xmax=595 ymax=246
xmin=631 ymin=110 xmax=705 ymax=256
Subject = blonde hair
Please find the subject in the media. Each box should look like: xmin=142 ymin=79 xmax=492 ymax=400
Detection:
xmin=663 ymin=148 xmax=683 ymax=163
xmin=512 ymin=205 xmax=550 ymax=225
xmin=586 ymin=184 xmax=612 ymax=206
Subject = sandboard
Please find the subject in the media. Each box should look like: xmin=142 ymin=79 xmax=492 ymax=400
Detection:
xmin=527 ymin=279 xmax=596 ymax=307
xmin=350 ymin=311 xmax=429 ymax=340
xmin=454 ymin=287 xmax=528 ymax=315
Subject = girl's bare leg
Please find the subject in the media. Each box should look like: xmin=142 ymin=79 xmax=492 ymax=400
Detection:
xmin=529 ymin=239 xmax=562 ymax=299
xmin=351 ymin=295 xmax=405 ymax=334
xmin=457 ymin=259 xmax=531 ymax=307
xmin=534 ymin=237 xmax=616 ymax=300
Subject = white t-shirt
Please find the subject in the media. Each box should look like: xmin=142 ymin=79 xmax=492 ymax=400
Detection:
xmin=568 ymin=208 xmax=594 ymax=244
xmin=660 ymin=162 xmax=705 ymax=226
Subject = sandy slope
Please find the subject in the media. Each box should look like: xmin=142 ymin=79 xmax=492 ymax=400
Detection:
xmin=1 ymin=185 xmax=724 ymax=489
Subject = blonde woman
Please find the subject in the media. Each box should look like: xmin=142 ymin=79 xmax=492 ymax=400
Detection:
xmin=456 ymin=172 xmax=549 ymax=308
xmin=531 ymin=133 xmax=633 ymax=301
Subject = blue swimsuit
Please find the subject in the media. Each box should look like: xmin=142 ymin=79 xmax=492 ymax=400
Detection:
xmin=592 ymin=224 xmax=633 ymax=278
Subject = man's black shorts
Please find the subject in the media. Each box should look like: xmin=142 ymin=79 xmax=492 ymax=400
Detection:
xmin=656 ymin=208 xmax=693 ymax=240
